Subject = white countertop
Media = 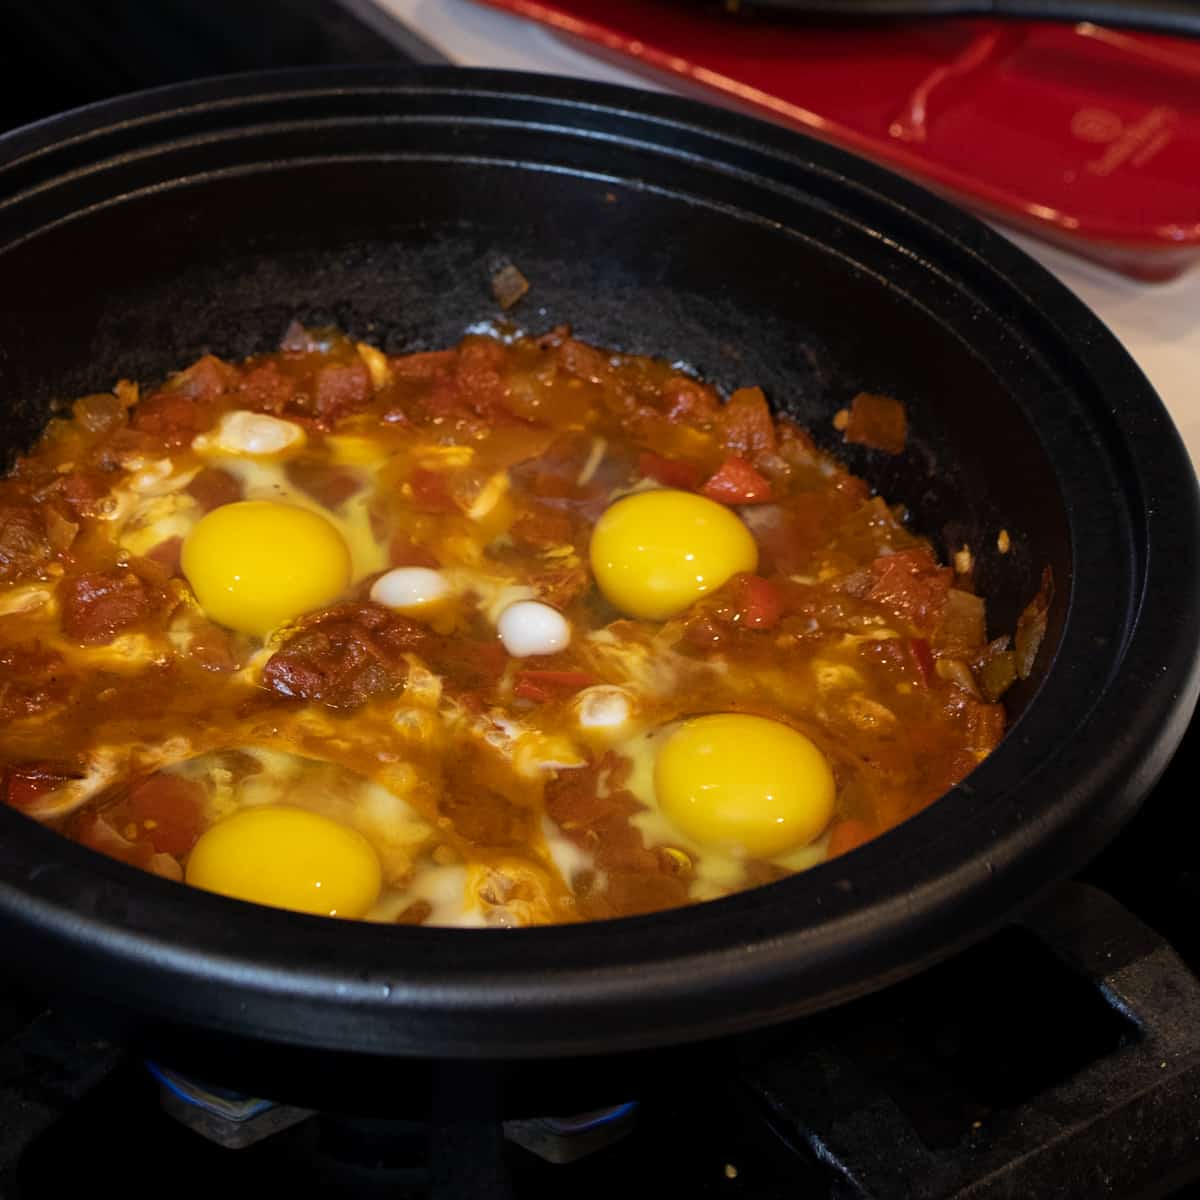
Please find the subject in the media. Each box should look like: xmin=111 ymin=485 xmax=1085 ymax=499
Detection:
xmin=379 ymin=0 xmax=1200 ymax=468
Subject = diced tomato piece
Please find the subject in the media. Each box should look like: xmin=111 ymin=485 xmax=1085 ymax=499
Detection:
xmin=662 ymin=375 xmax=720 ymax=424
xmin=909 ymin=638 xmax=935 ymax=686
xmin=511 ymin=506 xmax=574 ymax=549
xmin=515 ymin=432 xmax=594 ymax=500
xmin=966 ymin=701 xmax=1006 ymax=753
xmin=638 ymin=451 xmax=702 ymax=491
xmin=557 ymin=339 xmax=611 ymax=384
xmin=545 ymin=769 xmax=621 ymax=828
xmin=262 ymin=603 xmax=429 ymax=711
xmin=0 ymin=639 xmax=73 ymax=720
xmin=238 ymin=361 xmax=294 ymax=414
xmin=3 ymin=762 xmax=77 ymax=810
xmin=827 ymin=819 xmax=873 ymax=859
xmin=57 ymin=470 xmax=109 ymax=517
xmin=0 ymin=504 xmax=51 ymax=581
xmin=718 ymin=386 xmax=776 ymax=458
xmin=872 ymin=547 xmax=938 ymax=575
xmin=701 ymin=455 xmax=772 ymax=505
xmin=602 ymin=871 xmax=689 ymax=916
xmin=733 ymin=574 xmax=783 ymax=630
xmin=186 ymin=467 xmax=243 ymax=513
xmin=868 ymin=549 xmax=952 ymax=629
xmin=61 ymin=569 xmax=159 ymax=644
xmin=188 ymin=626 xmax=239 ymax=673
xmin=389 ymin=349 xmax=456 ymax=381
xmin=591 ymin=813 xmax=659 ymax=874
xmin=127 ymin=773 xmax=205 ymax=856
xmin=513 ymin=670 xmax=598 ymax=702
xmin=408 ymin=468 xmax=458 ymax=514
xmin=425 ymin=340 xmax=510 ymax=421
xmin=425 ymin=636 xmax=511 ymax=692
xmin=131 ymin=391 xmax=217 ymax=446
xmin=6 ymin=772 xmax=51 ymax=811
xmin=314 ymin=363 xmax=371 ymax=422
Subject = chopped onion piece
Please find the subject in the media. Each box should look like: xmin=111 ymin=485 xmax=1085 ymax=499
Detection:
xmin=1015 ymin=566 xmax=1054 ymax=679
xmin=491 ymin=263 xmax=530 ymax=310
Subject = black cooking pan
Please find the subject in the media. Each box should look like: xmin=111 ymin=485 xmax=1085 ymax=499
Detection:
xmin=0 ymin=67 xmax=1197 ymax=1113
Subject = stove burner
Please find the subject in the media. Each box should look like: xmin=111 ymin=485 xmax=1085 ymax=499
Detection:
xmin=148 ymin=1062 xmax=314 ymax=1149
xmin=504 ymin=1102 xmax=638 ymax=1164
xmin=149 ymin=1055 xmax=636 ymax=1164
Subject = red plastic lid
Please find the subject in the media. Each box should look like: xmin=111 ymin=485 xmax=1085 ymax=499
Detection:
xmin=476 ymin=0 xmax=1200 ymax=279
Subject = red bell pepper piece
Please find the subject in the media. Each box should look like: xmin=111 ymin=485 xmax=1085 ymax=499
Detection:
xmin=3 ymin=763 xmax=76 ymax=810
xmin=513 ymin=670 xmax=598 ymax=702
xmin=700 ymin=455 xmax=772 ymax=505
xmin=734 ymin=574 xmax=783 ymax=630
xmin=638 ymin=451 xmax=701 ymax=491
xmin=909 ymin=637 xmax=935 ymax=686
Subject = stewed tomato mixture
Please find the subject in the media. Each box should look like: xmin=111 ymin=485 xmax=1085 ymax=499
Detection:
xmin=0 ymin=325 xmax=1021 ymax=926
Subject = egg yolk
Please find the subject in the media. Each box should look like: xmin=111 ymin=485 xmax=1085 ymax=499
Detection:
xmin=589 ymin=489 xmax=758 ymax=620
xmin=181 ymin=500 xmax=351 ymax=637
xmin=185 ymin=806 xmax=382 ymax=918
xmin=654 ymin=714 xmax=835 ymax=857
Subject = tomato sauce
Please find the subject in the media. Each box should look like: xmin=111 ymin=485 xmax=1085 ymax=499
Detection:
xmin=0 ymin=327 xmax=1013 ymax=925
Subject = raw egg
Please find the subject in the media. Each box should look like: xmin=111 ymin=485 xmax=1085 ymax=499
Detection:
xmin=181 ymin=500 xmax=351 ymax=637
xmin=185 ymin=805 xmax=382 ymax=918
xmin=654 ymin=714 xmax=835 ymax=856
xmin=589 ymin=489 xmax=758 ymax=620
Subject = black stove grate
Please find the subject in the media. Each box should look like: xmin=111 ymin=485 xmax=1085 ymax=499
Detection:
xmin=4 ymin=878 xmax=1200 ymax=1199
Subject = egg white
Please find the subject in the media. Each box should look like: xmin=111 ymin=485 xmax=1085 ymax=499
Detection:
xmin=579 ymin=719 xmax=831 ymax=905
